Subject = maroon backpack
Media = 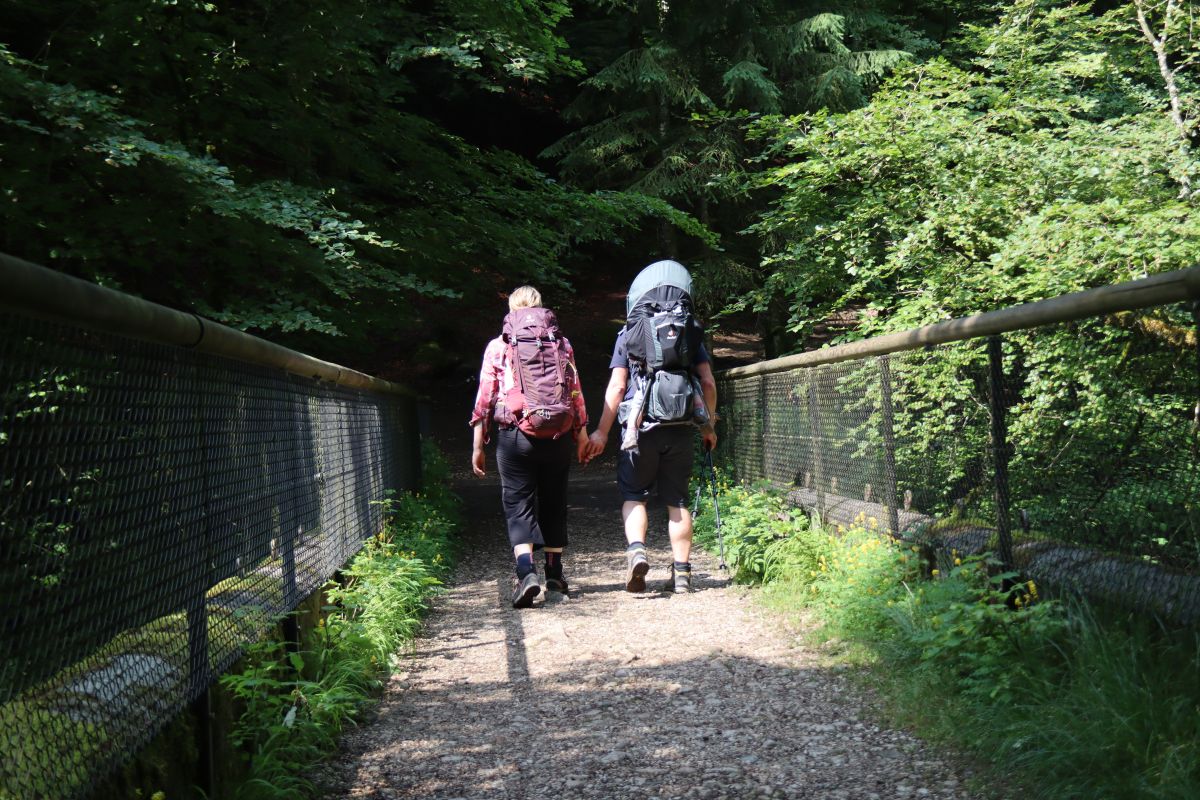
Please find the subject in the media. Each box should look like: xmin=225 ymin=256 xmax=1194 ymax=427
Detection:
xmin=499 ymin=307 xmax=576 ymax=439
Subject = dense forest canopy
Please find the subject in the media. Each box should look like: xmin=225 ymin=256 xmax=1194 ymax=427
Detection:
xmin=0 ymin=0 xmax=706 ymax=357
xmin=1 ymin=0 xmax=1196 ymax=362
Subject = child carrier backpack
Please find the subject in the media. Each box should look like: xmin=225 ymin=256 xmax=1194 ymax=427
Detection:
xmin=623 ymin=260 xmax=707 ymax=426
xmin=500 ymin=307 xmax=575 ymax=439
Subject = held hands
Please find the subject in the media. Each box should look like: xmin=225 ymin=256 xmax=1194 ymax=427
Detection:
xmin=585 ymin=429 xmax=607 ymax=463
xmin=577 ymin=428 xmax=605 ymax=465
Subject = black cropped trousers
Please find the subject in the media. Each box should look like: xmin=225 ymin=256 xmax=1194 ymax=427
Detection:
xmin=495 ymin=426 xmax=572 ymax=550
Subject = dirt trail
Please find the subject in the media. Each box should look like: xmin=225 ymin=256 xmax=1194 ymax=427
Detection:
xmin=316 ymin=450 xmax=978 ymax=800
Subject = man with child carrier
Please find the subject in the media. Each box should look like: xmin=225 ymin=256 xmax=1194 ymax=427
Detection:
xmin=585 ymin=260 xmax=718 ymax=594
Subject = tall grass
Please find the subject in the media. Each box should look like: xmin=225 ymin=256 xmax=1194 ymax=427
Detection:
xmin=692 ymin=479 xmax=1200 ymax=800
xmin=222 ymin=442 xmax=460 ymax=799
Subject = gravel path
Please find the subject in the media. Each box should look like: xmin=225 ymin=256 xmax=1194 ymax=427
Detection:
xmin=317 ymin=454 xmax=979 ymax=800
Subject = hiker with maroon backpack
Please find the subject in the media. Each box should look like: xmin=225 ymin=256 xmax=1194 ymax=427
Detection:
xmin=470 ymin=285 xmax=591 ymax=608
xmin=585 ymin=261 xmax=718 ymax=594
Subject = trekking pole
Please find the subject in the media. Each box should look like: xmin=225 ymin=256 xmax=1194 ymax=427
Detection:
xmin=704 ymin=448 xmax=728 ymax=571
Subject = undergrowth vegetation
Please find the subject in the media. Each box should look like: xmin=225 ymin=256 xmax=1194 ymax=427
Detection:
xmin=221 ymin=442 xmax=460 ymax=800
xmin=692 ymin=476 xmax=1200 ymax=800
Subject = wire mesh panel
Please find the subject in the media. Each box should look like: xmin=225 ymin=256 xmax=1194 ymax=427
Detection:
xmin=717 ymin=301 xmax=1199 ymax=622
xmin=1000 ymin=312 xmax=1200 ymax=622
xmin=886 ymin=342 xmax=996 ymax=543
xmin=761 ymin=360 xmax=890 ymax=528
xmin=0 ymin=311 xmax=419 ymax=799
xmin=720 ymin=376 xmax=765 ymax=484
xmin=719 ymin=341 xmax=995 ymax=540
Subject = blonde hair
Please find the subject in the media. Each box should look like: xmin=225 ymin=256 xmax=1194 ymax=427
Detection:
xmin=508 ymin=285 xmax=542 ymax=312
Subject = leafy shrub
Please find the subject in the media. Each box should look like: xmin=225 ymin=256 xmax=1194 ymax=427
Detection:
xmin=691 ymin=480 xmax=805 ymax=584
xmin=696 ymin=477 xmax=1200 ymax=798
xmin=221 ymin=442 xmax=459 ymax=800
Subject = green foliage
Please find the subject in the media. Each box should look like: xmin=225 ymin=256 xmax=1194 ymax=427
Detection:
xmin=0 ymin=700 xmax=109 ymax=800
xmin=882 ymin=560 xmax=1064 ymax=709
xmin=692 ymin=480 xmax=795 ymax=583
xmin=995 ymin=604 xmax=1200 ymax=799
xmin=545 ymin=0 xmax=929 ymax=301
xmin=0 ymin=1 xmax=700 ymax=346
xmin=551 ymin=1 xmax=929 ymax=200
xmin=389 ymin=0 xmax=581 ymax=84
xmin=696 ymin=478 xmax=1200 ymax=798
xmin=746 ymin=0 xmax=1198 ymax=334
xmin=221 ymin=443 xmax=459 ymax=800
xmin=736 ymin=1 xmax=1200 ymax=563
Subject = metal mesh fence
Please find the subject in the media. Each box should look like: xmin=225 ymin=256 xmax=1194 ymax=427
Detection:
xmin=0 ymin=311 xmax=420 ymax=799
xmin=718 ymin=301 xmax=1200 ymax=624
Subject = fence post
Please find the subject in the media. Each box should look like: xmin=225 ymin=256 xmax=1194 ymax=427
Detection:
xmin=758 ymin=375 xmax=768 ymax=482
xmin=719 ymin=381 xmax=737 ymax=483
xmin=1191 ymin=301 xmax=1200 ymax=536
xmin=407 ymin=395 xmax=423 ymax=491
xmin=878 ymin=355 xmax=901 ymax=538
xmin=806 ymin=371 xmax=827 ymax=520
xmin=987 ymin=335 xmax=1015 ymax=571
xmin=189 ymin=366 xmax=215 ymax=798
xmin=281 ymin=512 xmax=299 ymax=650
xmin=1192 ymin=301 xmax=1200 ymax=434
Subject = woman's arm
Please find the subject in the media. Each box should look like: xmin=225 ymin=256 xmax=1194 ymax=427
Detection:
xmin=469 ymin=339 xmax=504 ymax=476
xmin=471 ymin=421 xmax=487 ymax=476
xmin=563 ymin=338 xmax=590 ymax=461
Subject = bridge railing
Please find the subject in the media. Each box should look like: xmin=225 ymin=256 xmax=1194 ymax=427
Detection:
xmin=0 ymin=254 xmax=421 ymax=799
xmin=716 ymin=268 xmax=1200 ymax=623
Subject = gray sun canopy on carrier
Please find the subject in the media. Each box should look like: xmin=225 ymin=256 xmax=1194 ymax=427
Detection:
xmin=626 ymin=259 xmax=694 ymax=317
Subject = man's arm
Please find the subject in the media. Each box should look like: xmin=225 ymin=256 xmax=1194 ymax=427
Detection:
xmin=695 ymin=361 xmax=718 ymax=451
xmin=695 ymin=361 xmax=717 ymax=417
xmin=587 ymin=366 xmax=628 ymax=457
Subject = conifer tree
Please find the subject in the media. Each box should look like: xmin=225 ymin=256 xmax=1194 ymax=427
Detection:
xmin=545 ymin=0 xmax=929 ymax=318
xmin=548 ymin=4 xmax=927 ymax=201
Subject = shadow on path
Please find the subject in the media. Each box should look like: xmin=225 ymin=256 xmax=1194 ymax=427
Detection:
xmin=315 ymin=451 xmax=978 ymax=800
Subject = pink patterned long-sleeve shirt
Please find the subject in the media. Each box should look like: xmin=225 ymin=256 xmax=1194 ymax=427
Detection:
xmin=469 ymin=336 xmax=588 ymax=440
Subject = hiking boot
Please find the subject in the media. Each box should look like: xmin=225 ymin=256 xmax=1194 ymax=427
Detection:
xmin=661 ymin=566 xmax=692 ymax=594
xmin=512 ymin=571 xmax=541 ymax=609
xmin=625 ymin=548 xmax=650 ymax=593
xmin=545 ymin=575 xmax=569 ymax=595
